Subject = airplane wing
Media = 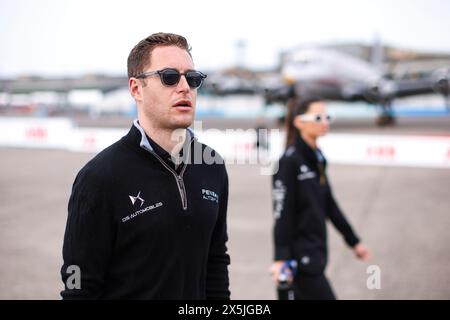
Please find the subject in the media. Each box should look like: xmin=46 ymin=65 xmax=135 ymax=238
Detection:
xmin=395 ymin=78 xmax=444 ymax=98
xmin=262 ymin=70 xmax=450 ymax=107
xmin=395 ymin=69 xmax=450 ymax=100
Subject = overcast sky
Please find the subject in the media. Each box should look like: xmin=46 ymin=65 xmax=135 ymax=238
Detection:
xmin=1 ymin=0 xmax=450 ymax=77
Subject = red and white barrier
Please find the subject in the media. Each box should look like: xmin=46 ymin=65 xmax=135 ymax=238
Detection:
xmin=0 ymin=117 xmax=449 ymax=169
xmin=318 ymin=134 xmax=450 ymax=168
xmin=69 ymin=128 xmax=127 ymax=153
xmin=0 ymin=117 xmax=73 ymax=149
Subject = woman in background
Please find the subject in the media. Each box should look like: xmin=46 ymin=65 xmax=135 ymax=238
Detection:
xmin=270 ymin=97 xmax=370 ymax=300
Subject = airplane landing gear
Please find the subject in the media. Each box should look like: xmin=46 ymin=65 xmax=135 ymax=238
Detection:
xmin=376 ymin=101 xmax=396 ymax=126
xmin=376 ymin=113 xmax=396 ymax=126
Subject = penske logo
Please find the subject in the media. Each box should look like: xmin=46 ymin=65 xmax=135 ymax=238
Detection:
xmin=202 ymin=189 xmax=219 ymax=203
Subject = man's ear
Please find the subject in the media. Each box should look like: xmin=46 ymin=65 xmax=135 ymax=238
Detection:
xmin=129 ymin=78 xmax=143 ymax=102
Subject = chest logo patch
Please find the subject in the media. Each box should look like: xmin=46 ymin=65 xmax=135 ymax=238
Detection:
xmin=129 ymin=191 xmax=145 ymax=207
xmin=298 ymin=164 xmax=316 ymax=181
xmin=202 ymin=189 xmax=219 ymax=203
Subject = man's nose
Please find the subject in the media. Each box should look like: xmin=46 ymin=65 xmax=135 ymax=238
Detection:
xmin=176 ymin=75 xmax=190 ymax=92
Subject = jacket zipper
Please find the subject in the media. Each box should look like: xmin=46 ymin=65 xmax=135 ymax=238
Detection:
xmin=150 ymin=141 xmax=191 ymax=211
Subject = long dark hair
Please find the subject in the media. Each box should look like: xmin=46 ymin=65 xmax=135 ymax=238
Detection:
xmin=285 ymin=97 xmax=323 ymax=148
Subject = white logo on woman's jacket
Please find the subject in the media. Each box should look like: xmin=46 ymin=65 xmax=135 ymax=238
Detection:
xmin=272 ymin=180 xmax=286 ymax=219
xmin=298 ymin=165 xmax=316 ymax=181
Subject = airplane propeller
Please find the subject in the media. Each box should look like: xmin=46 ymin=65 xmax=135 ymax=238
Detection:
xmin=432 ymin=68 xmax=450 ymax=110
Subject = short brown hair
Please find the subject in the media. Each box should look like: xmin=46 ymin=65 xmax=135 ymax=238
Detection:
xmin=127 ymin=32 xmax=192 ymax=79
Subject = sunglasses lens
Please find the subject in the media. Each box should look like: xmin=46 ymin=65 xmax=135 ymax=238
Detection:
xmin=158 ymin=69 xmax=205 ymax=88
xmin=161 ymin=70 xmax=181 ymax=86
xmin=186 ymin=72 xmax=204 ymax=88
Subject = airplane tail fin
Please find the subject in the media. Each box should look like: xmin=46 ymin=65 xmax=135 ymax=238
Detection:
xmin=370 ymin=34 xmax=384 ymax=72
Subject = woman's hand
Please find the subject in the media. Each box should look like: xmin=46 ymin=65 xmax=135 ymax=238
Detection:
xmin=353 ymin=243 xmax=371 ymax=261
xmin=270 ymin=260 xmax=294 ymax=284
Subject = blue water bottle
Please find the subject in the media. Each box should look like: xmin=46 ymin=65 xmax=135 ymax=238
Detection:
xmin=277 ymin=259 xmax=298 ymax=300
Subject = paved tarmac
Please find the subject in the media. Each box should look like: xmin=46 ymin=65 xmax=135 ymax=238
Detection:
xmin=1 ymin=145 xmax=449 ymax=299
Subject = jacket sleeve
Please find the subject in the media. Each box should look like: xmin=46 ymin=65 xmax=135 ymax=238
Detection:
xmin=60 ymin=168 xmax=115 ymax=299
xmin=272 ymin=156 xmax=298 ymax=261
xmin=206 ymin=166 xmax=231 ymax=300
xmin=326 ymin=180 xmax=360 ymax=247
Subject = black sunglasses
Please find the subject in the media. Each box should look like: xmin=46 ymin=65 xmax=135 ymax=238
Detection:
xmin=136 ymin=68 xmax=207 ymax=89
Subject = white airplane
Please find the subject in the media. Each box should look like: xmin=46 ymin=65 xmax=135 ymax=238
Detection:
xmin=264 ymin=46 xmax=450 ymax=125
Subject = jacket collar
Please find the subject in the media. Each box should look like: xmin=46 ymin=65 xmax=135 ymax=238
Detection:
xmin=132 ymin=119 xmax=197 ymax=154
xmin=294 ymin=134 xmax=326 ymax=167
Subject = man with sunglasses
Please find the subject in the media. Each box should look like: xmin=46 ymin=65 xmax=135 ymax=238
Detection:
xmin=61 ymin=33 xmax=230 ymax=299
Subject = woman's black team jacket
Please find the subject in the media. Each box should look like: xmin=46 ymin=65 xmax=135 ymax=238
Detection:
xmin=272 ymin=135 xmax=360 ymax=275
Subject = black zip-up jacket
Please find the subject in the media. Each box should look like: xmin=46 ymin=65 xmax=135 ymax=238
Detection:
xmin=272 ymin=135 xmax=359 ymax=275
xmin=61 ymin=120 xmax=230 ymax=299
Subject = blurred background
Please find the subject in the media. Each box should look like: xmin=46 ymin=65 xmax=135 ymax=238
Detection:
xmin=1 ymin=0 xmax=449 ymax=299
